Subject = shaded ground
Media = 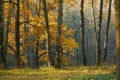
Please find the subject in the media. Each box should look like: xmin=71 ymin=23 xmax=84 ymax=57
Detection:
xmin=0 ymin=66 xmax=116 ymax=80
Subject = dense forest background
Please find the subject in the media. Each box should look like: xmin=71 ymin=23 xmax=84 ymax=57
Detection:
xmin=0 ymin=0 xmax=117 ymax=69
xmin=1 ymin=0 xmax=120 ymax=80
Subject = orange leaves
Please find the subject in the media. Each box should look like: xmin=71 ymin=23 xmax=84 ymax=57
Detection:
xmin=62 ymin=25 xmax=75 ymax=37
xmin=62 ymin=37 xmax=78 ymax=53
xmin=47 ymin=4 xmax=57 ymax=11
xmin=9 ymin=18 xmax=16 ymax=32
xmin=39 ymin=50 xmax=46 ymax=55
xmin=49 ymin=22 xmax=57 ymax=44
xmin=48 ymin=12 xmax=57 ymax=22
xmin=8 ymin=32 xmax=15 ymax=55
xmin=61 ymin=25 xmax=78 ymax=54
xmin=63 ymin=0 xmax=77 ymax=6
xmin=3 ymin=0 xmax=79 ymax=66
xmin=21 ymin=56 xmax=27 ymax=63
xmin=62 ymin=55 xmax=71 ymax=66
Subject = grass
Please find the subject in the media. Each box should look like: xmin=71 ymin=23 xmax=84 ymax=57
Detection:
xmin=0 ymin=65 xmax=116 ymax=80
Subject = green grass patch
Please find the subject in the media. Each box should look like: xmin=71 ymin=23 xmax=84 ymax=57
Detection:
xmin=0 ymin=66 xmax=116 ymax=80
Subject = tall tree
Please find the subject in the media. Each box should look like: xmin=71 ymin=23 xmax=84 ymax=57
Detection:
xmin=22 ymin=0 xmax=30 ymax=67
xmin=114 ymin=0 xmax=120 ymax=80
xmin=3 ymin=0 xmax=12 ymax=68
xmin=96 ymin=0 xmax=103 ymax=65
xmin=103 ymin=0 xmax=112 ymax=63
xmin=91 ymin=0 xmax=97 ymax=40
xmin=42 ymin=0 xmax=53 ymax=67
xmin=0 ymin=0 xmax=6 ymax=68
xmin=15 ymin=0 xmax=20 ymax=68
xmin=56 ymin=0 xmax=63 ymax=68
xmin=80 ymin=0 xmax=86 ymax=66
xmin=35 ymin=0 xmax=41 ymax=68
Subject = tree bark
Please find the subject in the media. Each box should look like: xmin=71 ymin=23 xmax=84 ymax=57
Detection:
xmin=42 ymin=0 xmax=53 ymax=67
xmin=3 ymin=0 xmax=12 ymax=68
xmin=15 ymin=0 xmax=20 ymax=68
xmin=26 ymin=0 xmax=29 ymax=68
xmin=80 ymin=0 xmax=86 ymax=66
xmin=0 ymin=0 xmax=7 ymax=68
xmin=56 ymin=0 xmax=63 ymax=68
xmin=35 ymin=32 xmax=39 ymax=68
xmin=114 ymin=0 xmax=120 ymax=80
xmin=96 ymin=0 xmax=103 ymax=65
xmin=92 ymin=0 xmax=97 ymax=40
xmin=35 ymin=0 xmax=42 ymax=68
xmin=103 ymin=0 xmax=112 ymax=63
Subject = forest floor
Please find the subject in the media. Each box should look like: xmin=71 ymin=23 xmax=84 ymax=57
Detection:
xmin=0 ymin=65 xmax=116 ymax=80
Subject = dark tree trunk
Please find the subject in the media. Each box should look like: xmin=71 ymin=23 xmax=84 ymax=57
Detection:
xmin=35 ymin=0 xmax=42 ymax=68
xmin=3 ymin=0 xmax=12 ymax=68
xmin=15 ymin=0 xmax=20 ymax=68
xmin=103 ymin=0 xmax=112 ymax=63
xmin=96 ymin=0 xmax=103 ymax=65
xmin=92 ymin=0 xmax=97 ymax=40
xmin=56 ymin=0 xmax=63 ymax=68
xmin=80 ymin=0 xmax=86 ymax=66
xmin=42 ymin=0 xmax=53 ymax=67
xmin=114 ymin=0 xmax=120 ymax=80
xmin=0 ymin=0 xmax=6 ymax=68
xmin=35 ymin=32 xmax=39 ymax=68
xmin=26 ymin=0 xmax=29 ymax=68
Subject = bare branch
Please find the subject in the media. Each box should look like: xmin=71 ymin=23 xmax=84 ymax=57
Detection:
xmin=7 ymin=44 xmax=16 ymax=53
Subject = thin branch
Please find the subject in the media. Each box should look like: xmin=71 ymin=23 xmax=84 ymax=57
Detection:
xmin=7 ymin=44 xmax=16 ymax=53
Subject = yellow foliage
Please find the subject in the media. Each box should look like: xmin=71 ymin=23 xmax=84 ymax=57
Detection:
xmin=62 ymin=37 xmax=78 ymax=54
xmin=3 ymin=0 xmax=79 ymax=65
xmin=62 ymin=55 xmax=71 ymax=66
xmin=21 ymin=56 xmax=27 ymax=63
xmin=39 ymin=50 xmax=46 ymax=55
